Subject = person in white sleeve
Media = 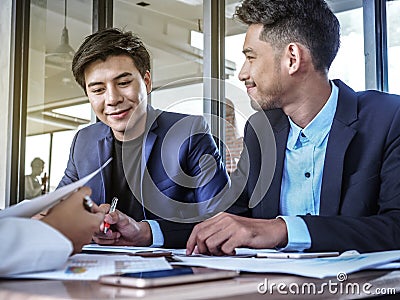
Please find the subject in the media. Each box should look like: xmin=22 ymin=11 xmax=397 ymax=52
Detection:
xmin=0 ymin=187 xmax=105 ymax=276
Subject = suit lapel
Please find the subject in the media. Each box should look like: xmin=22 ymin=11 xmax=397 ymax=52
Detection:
xmin=141 ymin=132 xmax=157 ymax=179
xmin=259 ymin=110 xmax=289 ymax=218
xmin=97 ymin=130 xmax=114 ymax=204
xmin=140 ymin=106 xmax=159 ymax=198
xmin=319 ymin=80 xmax=358 ymax=215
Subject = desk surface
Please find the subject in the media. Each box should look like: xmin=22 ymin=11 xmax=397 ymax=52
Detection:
xmin=1 ymin=269 xmax=399 ymax=299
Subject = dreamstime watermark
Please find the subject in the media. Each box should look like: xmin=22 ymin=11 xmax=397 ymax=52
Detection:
xmin=257 ymin=272 xmax=396 ymax=296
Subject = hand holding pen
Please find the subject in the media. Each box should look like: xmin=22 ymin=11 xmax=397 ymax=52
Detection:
xmin=92 ymin=199 xmax=153 ymax=246
xmin=104 ymin=197 xmax=119 ymax=234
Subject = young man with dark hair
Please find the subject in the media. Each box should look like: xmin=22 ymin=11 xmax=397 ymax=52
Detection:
xmin=59 ymin=28 xmax=229 ymax=249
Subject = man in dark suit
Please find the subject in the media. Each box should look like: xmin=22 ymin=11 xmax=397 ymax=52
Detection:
xmin=186 ymin=0 xmax=400 ymax=255
xmin=59 ymin=28 xmax=229 ymax=248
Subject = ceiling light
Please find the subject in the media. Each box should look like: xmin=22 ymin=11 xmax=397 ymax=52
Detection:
xmin=176 ymin=0 xmax=203 ymax=6
xmin=136 ymin=2 xmax=150 ymax=7
xmin=46 ymin=0 xmax=75 ymax=63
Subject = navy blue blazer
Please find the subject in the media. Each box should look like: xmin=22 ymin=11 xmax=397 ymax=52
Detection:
xmin=229 ymin=80 xmax=400 ymax=253
xmin=58 ymin=105 xmax=229 ymax=248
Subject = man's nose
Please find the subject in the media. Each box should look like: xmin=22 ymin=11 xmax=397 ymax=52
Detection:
xmin=238 ymin=62 xmax=249 ymax=82
xmin=105 ymin=86 xmax=123 ymax=105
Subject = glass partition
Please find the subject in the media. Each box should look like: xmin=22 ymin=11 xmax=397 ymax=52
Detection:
xmin=114 ymin=0 xmax=205 ymax=115
xmin=25 ymin=0 xmax=93 ymax=196
xmin=329 ymin=7 xmax=365 ymax=91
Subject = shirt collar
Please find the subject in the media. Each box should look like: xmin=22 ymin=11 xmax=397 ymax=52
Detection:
xmin=287 ymin=81 xmax=339 ymax=150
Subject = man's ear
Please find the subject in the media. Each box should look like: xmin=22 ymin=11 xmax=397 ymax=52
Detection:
xmin=285 ymin=43 xmax=301 ymax=75
xmin=144 ymin=71 xmax=152 ymax=94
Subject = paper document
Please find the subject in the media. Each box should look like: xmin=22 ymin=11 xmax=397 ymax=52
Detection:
xmin=83 ymin=244 xmax=187 ymax=256
xmin=172 ymin=250 xmax=400 ymax=278
xmin=0 ymin=158 xmax=112 ymax=219
xmin=82 ymin=244 xmax=174 ymax=257
xmin=372 ymin=261 xmax=400 ymax=270
xmin=9 ymin=253 xmax=172 ymax=280
xmin=203 ymin=248 xmax=331 ymax=258
xmin=82 ymin=245 xmax=340 ymax=259
xmin=256 ymin=251 xmax=339 ymax=259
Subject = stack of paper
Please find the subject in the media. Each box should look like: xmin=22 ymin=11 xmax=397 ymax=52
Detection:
xmin=171 ymin=250 xmax=400 ymax=278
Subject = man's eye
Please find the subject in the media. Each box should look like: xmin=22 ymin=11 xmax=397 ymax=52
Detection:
xmin=91 ymin=88 xmax=104 ymax=94
xmin=119 ymin=80 xmax=132 ymax=86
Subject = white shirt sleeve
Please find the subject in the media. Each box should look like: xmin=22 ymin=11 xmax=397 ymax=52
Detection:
xmin=0 ymin=217 xmax=73 ymax=276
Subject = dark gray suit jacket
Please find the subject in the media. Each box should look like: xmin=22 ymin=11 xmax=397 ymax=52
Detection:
xmin=229 ymin=79 xmax=400 ymax=253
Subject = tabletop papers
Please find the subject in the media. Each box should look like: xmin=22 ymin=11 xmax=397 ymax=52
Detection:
xmin=172 ymin=250 xmax=400 ymax=278
xmin=8 ymin=254 xmax=172 ymax=280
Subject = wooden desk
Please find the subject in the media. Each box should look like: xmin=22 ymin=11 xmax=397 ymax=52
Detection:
xmin=1 ymin=269 xmax=399 ymax=299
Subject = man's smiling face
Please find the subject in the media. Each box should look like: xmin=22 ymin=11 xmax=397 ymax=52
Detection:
xmin=84 ymin=54 xmax=151 ymax=140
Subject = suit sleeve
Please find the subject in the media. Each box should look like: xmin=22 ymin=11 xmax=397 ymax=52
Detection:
xmin=186 ymin=116 xmax=230 ymax=203
xmin=0 ymin=218 xmax=72 ymax=275
xmin=226 ymin=118 xmax=259 ymax=217
xmin=157 ymin=116 xmax=230 ymax=248
xmin=155 ymin=221 xmax=198 ymax=248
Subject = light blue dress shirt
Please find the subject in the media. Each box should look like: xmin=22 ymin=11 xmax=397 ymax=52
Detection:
xmin=145 ymin=220 xmax=164 ymax=247
xmin=279 ymin=81 xmax=339 ymax=251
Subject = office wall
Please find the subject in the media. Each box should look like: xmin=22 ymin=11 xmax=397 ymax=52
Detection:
xmin=0 ymin=0 xmax=13 ymax=208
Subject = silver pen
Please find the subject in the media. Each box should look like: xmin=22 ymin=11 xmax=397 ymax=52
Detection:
xmin=104 ymin=197 xmax=119 ymax=234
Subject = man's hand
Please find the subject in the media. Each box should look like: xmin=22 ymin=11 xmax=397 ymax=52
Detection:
xmin=186 ymin=212 xmax=288 ymax=255
xmin=42 ymin=186 xmax=105 ymax=254
xmin=93 ymin=204 xmax=152 ymax=246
